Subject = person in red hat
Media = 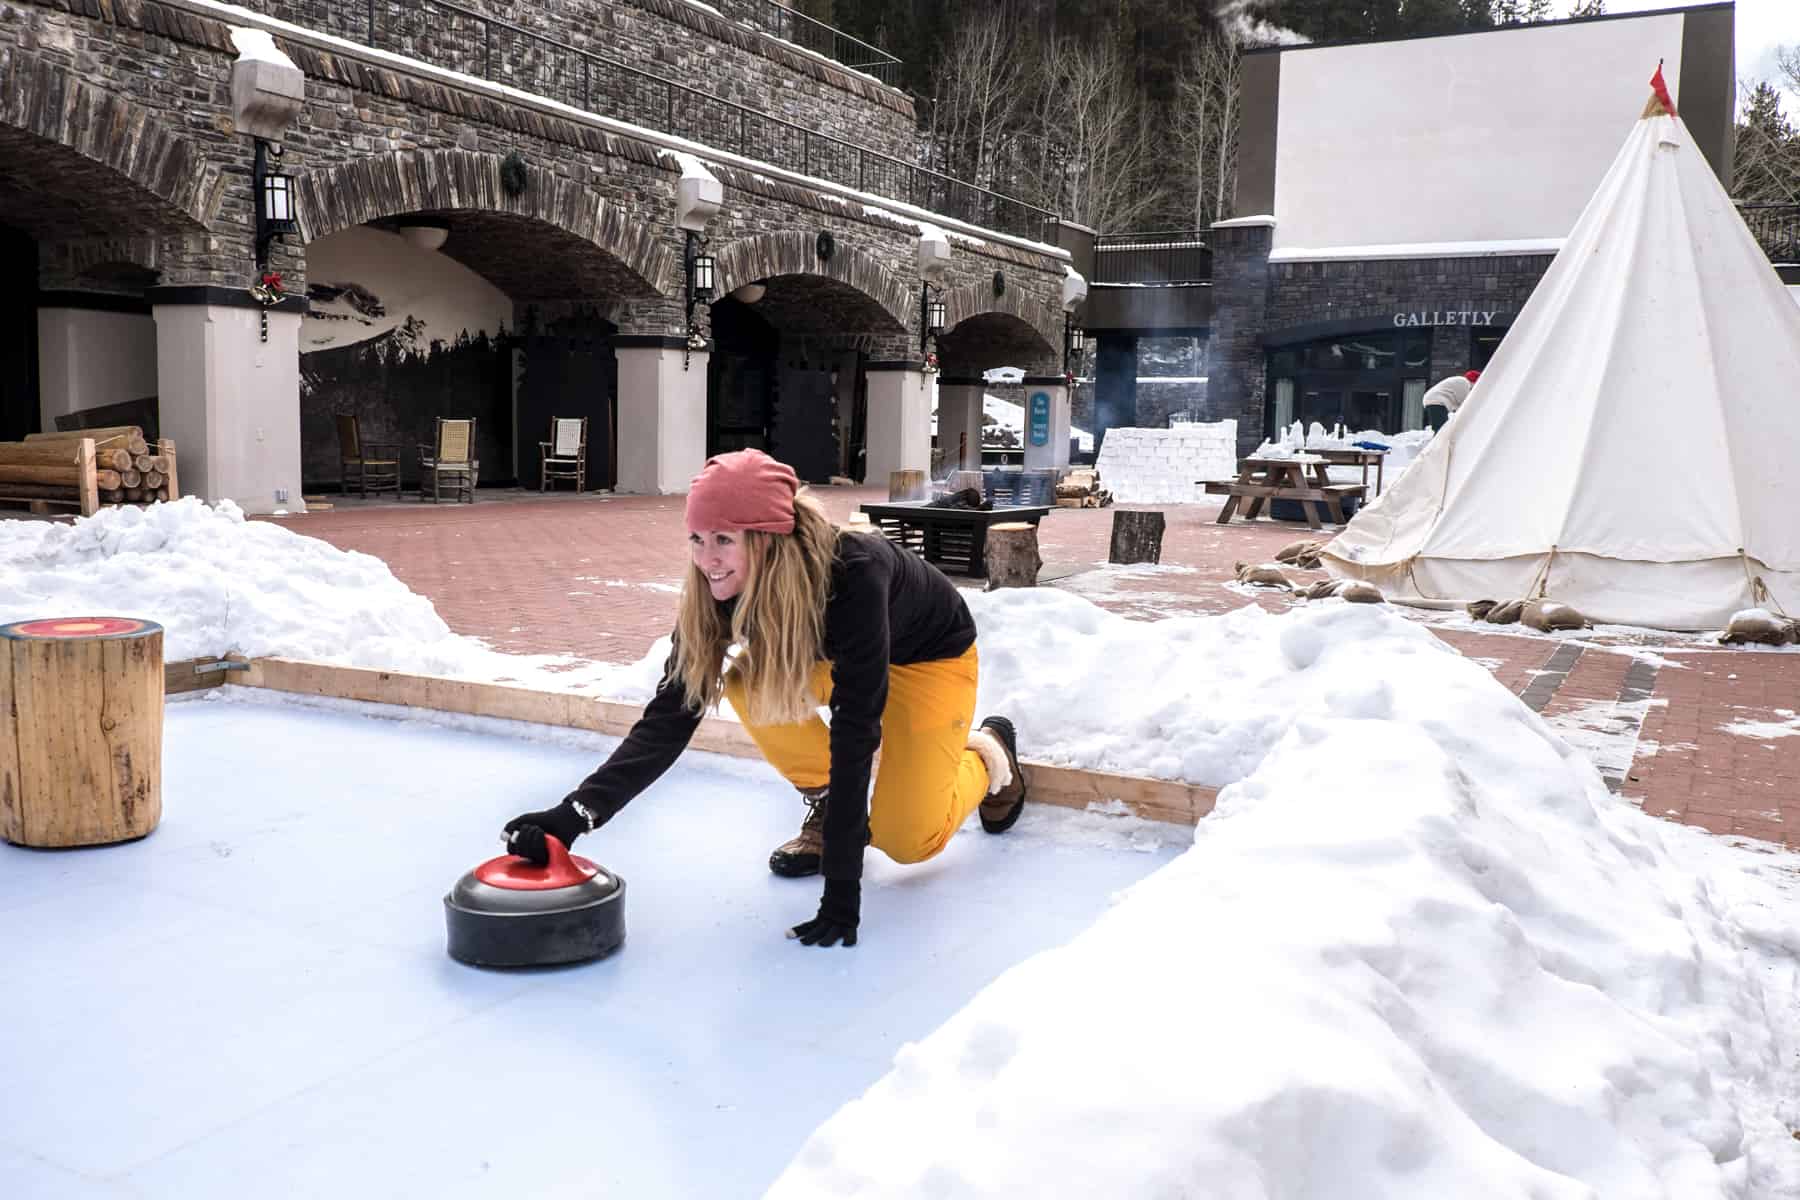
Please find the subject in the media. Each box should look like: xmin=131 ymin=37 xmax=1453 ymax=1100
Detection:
xmin=503 ymin=449 xmax=1026 ymax=949
xmin=1422 ymin=369 xmax=1481 ymax=422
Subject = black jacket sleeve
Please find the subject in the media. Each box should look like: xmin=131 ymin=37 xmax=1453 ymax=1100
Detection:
xmin=561 ymin=640 xmax=704 ymax=829
xmin=820 ymin=558 xmax=890 ymax=881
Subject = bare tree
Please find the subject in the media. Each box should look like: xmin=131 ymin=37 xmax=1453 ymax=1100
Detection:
xmin=1171 ymin=29 xmax=1246 ymax=228
xmin=1041 ymin=36 xmax=1161 ymax=232
xmin=927 ymin=5 xmax=1030 ymax=191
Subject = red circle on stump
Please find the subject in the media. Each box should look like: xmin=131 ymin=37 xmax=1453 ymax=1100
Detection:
xmin=3 ymin=617 xmax=157 ymax=639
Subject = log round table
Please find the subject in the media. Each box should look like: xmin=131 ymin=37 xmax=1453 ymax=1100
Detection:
xmin=0 ymin=616 xmax=164 ymax=848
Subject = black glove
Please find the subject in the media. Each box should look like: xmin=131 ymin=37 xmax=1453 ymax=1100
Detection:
xmin=502 ymin=801 xmax=588 ymax=866
xmin=788 ymin=878 xmax=860 ymax=948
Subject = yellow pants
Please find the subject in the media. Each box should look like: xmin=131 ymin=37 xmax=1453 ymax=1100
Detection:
xmin=725 ymin=645 xmax=990 ymax=865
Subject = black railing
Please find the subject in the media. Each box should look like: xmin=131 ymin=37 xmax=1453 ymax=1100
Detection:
xmin=344 ymin=0 xmax=1051 ymax=240
xmin=1092 ymin=231 xmax=1213 ymax=284
xmin=1739 ymin=202 xmax=1800 ymax=265
xmin=743 ymin=0 xmax=904 ymax=86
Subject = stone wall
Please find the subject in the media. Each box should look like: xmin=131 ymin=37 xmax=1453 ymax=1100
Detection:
xmin=234 ymin=0 xmax=916 ymax=163
xmin=1263 ymin=253 xmax=1551 ymax=382
xmin=5 ymin=0 xmax=1063 ymax=340
xmin=1092 ymin=421 xmax=1237 ymax=505
xmin=1196 ymin=222 xmax=1272 ymax=457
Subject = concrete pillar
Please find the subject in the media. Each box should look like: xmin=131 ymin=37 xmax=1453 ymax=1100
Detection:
xmin=863 ymin=361 xmax=932 ymax=485
xmin=1093 ymin=334 xmax=1139 ymax=457
xmin=37 ymin=304 xmax=158 ymax=430
xmin=614 ymin=338 xmax=708 ymax=494
xmin=152 ymin=294 xmax=306 ymax=514
xmin=936 ymin=378 xmax=984 ymax=474
xmin=1021 ymin=377 xmax=1071 ymax=473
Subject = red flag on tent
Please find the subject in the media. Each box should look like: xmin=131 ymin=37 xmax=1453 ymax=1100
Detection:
xmin=1645 ymin=60 xmax=1678 ymax=118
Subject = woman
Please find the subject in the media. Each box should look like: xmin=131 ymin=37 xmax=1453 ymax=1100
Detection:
xmin=503 ymin=449 xmax=1027 ymax=949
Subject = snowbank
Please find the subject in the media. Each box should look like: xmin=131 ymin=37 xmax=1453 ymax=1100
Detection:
xmin=0 ymin=499 xmax=628 ymax=689
xmin=770 ymin=600 xmax=1800 ymax=1199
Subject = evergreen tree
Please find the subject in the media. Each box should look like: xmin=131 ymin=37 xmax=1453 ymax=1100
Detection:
xmin=1734 ymin=80 xmax=1800 ymax=205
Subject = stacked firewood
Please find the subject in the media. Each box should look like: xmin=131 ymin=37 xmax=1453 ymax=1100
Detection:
xmin=1054 ymin=468 xmax=1113 ymax=509
xmin=0 ymin=426 xmax=179 ymax=516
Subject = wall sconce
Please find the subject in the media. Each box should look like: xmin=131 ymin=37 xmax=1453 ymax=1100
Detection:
xmin=1063 ymin=315 xmax=1086 ymax=375
xmin=253 ymin=139 xmax=297 ymax=268
xmin=919 ymin=281 xmax=946 ymax=357
xmin=399 ymin=219 xmax=450 ymax=252
xmin=684 ymin=230 xmax=715 ymax=370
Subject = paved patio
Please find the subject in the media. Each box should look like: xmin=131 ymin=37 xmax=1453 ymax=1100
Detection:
xmin=267 ymin=487 xmax=1800 ymax=849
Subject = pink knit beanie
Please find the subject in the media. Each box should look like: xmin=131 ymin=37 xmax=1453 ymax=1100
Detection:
xmin=684 ymin=449 xmax=800 ymax=535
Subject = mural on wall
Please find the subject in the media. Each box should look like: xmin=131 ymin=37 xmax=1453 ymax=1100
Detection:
xmin=299 ymin=226 xmax=514 ymax=490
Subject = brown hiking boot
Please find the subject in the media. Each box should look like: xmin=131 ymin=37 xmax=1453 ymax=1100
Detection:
xmin=769 ymin=786 xmax=829 ymax=877
xmin=972 ymin=716 xmax=1027 ymax=833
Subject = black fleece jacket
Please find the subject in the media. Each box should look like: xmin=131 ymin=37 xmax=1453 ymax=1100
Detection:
xmin=560 ymin=531 xmax=976 ymax=880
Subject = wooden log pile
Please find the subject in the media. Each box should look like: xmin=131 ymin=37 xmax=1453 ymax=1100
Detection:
xmin=1054 ymin=468 xmax=1112 ymax=509
xmin=7 ymin=427 xmax=180 ymax=512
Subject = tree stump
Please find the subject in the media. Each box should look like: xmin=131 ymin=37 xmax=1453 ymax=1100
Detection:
xmin=1108 ymin=510 xmax=1166 ymax=565
xmin=888 ymin=469 xmax=928 ymax=501
xmin=984 ymin=522 xmax=1042 ymax=590
xmin=0 ymin=617 xmax=164 ymax=847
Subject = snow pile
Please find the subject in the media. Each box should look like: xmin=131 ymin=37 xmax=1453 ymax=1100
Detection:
xmin=0 ymin=499 xmax=624 ymax=688
xmin=1092 ymin=422 xmax=1238 ymax=504
xmin=930 ymin=395 xmax=1096 ymax=454
xmin=770 ymin=599 xmax=1800 ymax=1199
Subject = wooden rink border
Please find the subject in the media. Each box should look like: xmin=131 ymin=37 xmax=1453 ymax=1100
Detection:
xmin=167 ymin=657 xmax=1216 ymax=827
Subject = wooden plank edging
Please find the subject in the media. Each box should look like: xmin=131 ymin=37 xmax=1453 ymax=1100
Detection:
xmin=187 ymin=657 xmax=1214 ymax=827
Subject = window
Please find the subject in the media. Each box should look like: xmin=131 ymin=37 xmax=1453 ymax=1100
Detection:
xmin=1265 ymin=330 xmax=1430 ymax=437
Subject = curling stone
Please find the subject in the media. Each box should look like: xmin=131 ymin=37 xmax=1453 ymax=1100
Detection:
xmin=444 ymin=835 xmax=625 ymax=967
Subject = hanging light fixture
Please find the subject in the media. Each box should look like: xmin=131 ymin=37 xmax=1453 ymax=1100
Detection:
xmin=253 ymin=140 xmax=298 ymax=267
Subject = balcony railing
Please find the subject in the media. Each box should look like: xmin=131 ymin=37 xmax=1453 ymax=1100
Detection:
xmin=343 ymin=0 xmax=1055 ymax=241
xmin=740 ymin=0 xmax=904 ymax=86
xmin=1093 ymin=231 xmax=1213 ymax=284
xmin=1740 ymin=202 xmax=1800 ymax=265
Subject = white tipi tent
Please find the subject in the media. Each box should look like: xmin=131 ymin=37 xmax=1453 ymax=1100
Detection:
xmin=1323 ymin=71 xmax=1800 ymax=630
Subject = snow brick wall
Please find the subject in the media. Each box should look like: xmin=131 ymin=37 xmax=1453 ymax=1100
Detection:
xmin=1094 ymin=422 xmax=1238 ymax=504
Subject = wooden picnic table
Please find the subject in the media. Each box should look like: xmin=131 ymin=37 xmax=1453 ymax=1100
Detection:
xmin=1311 ymin=447 xmax=1388 ymax=497
xmin=1201 ymin=454 xmax=1365 ymax=529
xmin=858 ymin=501 xmax=1052 ymax=577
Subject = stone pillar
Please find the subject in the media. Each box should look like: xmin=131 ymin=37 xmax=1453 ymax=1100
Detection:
xmin=1093 ymin=334 xmax=1138 ymax=457
xmin=1021 ymin=376 xmax=1070 ymax=473
xmin=1206 ymin=217 xmax=1275 ymax=458
xmin=151 ymin=291 xmax=306 ymax=514
xmin=614 ymin=336 xmax=709 ymax=495
xmin=936 ymin=378 xmax=984 ymax=474
xmin=37 ymin=301 xmax=158 ymax=430
xmin=863 ymin=361 xmax=932 ymax=484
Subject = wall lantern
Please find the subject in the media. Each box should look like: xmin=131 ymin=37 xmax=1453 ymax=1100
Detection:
xmin=684 ymin=230 xmax=716 ymax=369
xmin=918 ymin=282 xmax=947 ymax=357
xmin=253 ymin=139 xmax=298 ymax=268
xmin=1063 ymin=314 xmax=1087 ymax=375
xmin=399 ymin=219 xmax=450 ymax=252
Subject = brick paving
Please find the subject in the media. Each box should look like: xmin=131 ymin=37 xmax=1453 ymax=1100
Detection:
xmin=266 ymin=488 xmax=1800 ymax=848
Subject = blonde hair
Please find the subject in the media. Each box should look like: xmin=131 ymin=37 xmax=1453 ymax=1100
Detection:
xmin=670 ymin=490 xmax=841 ymax=724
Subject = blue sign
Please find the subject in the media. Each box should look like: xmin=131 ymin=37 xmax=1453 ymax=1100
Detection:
xmin=1028 ymin=391 xmax=1051 ymax=447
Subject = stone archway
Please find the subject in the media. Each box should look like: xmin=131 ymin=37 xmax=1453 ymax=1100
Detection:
xmin=0 ymin=53 xmax=226 ymax=236
xmin=296 ymin=149 xmax=676 ymax=298
xmin=941 ymin=281 xmax=1061 ymax=358
xmin=711 ymin=231 xmax=914 ymax=334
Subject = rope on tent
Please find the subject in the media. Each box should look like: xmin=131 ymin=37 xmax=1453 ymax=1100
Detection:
xmin=1739 ymin=549 xmax=1789 ymax=618
xmin=1528 ymin=547 xmax=1559 ymax=600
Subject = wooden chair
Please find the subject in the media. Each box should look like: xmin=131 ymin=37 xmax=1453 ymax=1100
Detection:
xmin=334 ymin=414 xmax=401 ymax=499
xmin=539 ymin=417 xmax=588 ymax=492
xmin=417 ymin=417 xmax=478 ymax=503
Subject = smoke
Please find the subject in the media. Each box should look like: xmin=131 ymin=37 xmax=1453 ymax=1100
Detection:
xmin=1213 ymin=0 xmax=1310 ymax=47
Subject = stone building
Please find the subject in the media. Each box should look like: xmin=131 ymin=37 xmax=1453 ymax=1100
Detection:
xmin=1082 ymin=3 xmax=1741 ymax=459
xmin=0 ymin=0 xmax=1081 ymax=513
